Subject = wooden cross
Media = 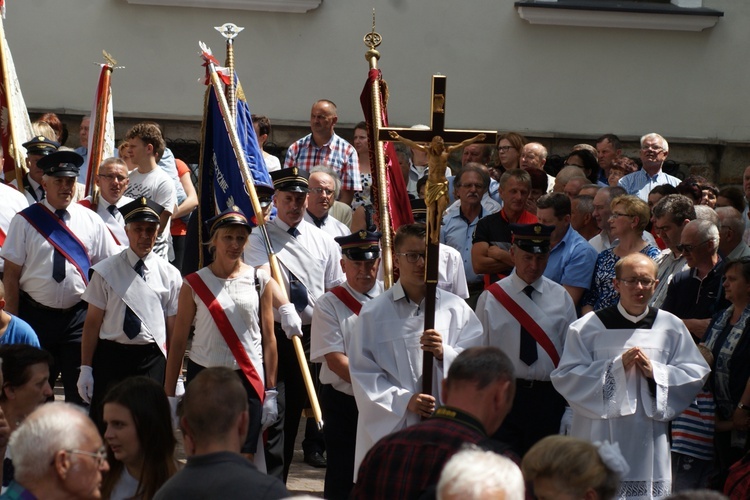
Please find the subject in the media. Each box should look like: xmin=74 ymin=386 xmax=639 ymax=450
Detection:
xmin=379 ymin=75 xmax=496 ymax=398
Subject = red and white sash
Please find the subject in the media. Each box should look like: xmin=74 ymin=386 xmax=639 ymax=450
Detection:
xmin=487 ymin=283 xmax=561 ymax=367
xmin=185 ymin=268 xmax=266 ymax=402
xmin=329 ymin=286 xmax=362 ymax=316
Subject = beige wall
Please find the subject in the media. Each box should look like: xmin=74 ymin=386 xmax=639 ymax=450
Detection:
xmin=5 ymin=0 xmax=746 ymax=146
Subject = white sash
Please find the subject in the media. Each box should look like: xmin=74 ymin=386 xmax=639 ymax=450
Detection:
xmin=94 ymin=251 xmax=167 ymax=356
xmin=266 ymin=222 xmax=325 ymax=302
xmin=195 ymin=267 xmax=265 ymax=387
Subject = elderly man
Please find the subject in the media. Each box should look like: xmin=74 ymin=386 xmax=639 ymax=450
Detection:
xmin=618 ymin=133 xmax=680 ymax=201
xmin=520 ymin=142 xmax=554 ymax=193
xmin=79 ymin=157 xmax=133 ymax=249
xmin=17 ymin=136 xmax=58 ymax=205
xmin=441 ymin=164 xmax=501 ymax=304
xmin=589 ymin=186 xmax=627 ymax=252
xmin=78 ymin=197 xmax=181 ymax=426
xmin=472 ymin=169 xmax=538 ymax=286
xmin=650 ymin=195 xmax=695 ymax=309
xmin=476 ymin=223 xmax=577 ymax=458
xmin=571 ymin=194 xmax=600 ymax=241
xmin=284 ymin=100 xmax=360 ymax=205
xmin=154 ymin=367 xmax=288 ymax=500
xmin=536 ymin=193 xmax=598 ymax=306
xmin=352 ymin=347 xmax=515 ymax=499
xmin=717 ymin=206 xmax=750 ymax=260
xmin=662 ymin=219 xmax=729 ymax=341
xmin=595 ymin=133 xmax=622 ymax=184
xmin=1 ymin=151 xmax=117 ymax=403
xmin=244 ymin=166 xmax=344 ymax=480
xmin=304 ymin=166 xmax=351 ymax=237
xmin=349 ymin=223 xmax=485 ymax=480
xmin=2 ymin=402 xmax=109 ymax=499
xmin=552 ymin=253 xmax=710 ymax=499
xmin=311 ymin=230 xmax=382 ymax=500
xmin=552 ymin=165 xmax=586 ymax=194
xmin=437 ymin=448 xmax=525 ymax=500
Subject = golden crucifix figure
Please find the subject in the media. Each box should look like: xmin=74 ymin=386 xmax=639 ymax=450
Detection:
xmin=388 ymin=132 xmax=486 ymax=244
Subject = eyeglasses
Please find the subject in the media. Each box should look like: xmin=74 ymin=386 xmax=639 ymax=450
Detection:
xmin=618 ymin=277 xmax=656 ymax=288
xmin=98 ymin=174 xmax=128 ymax=182
xmin=641 ymin=145 xmax=665 ymax=153
xmin=459 ymin=183 xmax=484 ymax=190
xmin=497 ymin=146 xmax=513 ymax=152
xmin=676 ymin=240 xmax=711 ymax=253
xmin=309 ymin=187 xmax=334 ymax=196
xmin=608 ymin=212 xmax=633 ymax=220
xmin=64 ymin=447 xmax=108 ymax=467
xmin=395 ymin=252 xmax=426 ymax=263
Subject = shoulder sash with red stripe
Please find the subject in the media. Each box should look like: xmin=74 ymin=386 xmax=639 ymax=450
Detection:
xmin=487 ymin=282 xmax=560 ymax=367
xmin=0 ymin=227 xmax=5 ymax=247
xmin=329 ymin=286 xmax=362 ymax=315
xmin=185 ymin=272 xmax=265 ymax=402
xmin=19 ymin=204 xmax=91 ymax=284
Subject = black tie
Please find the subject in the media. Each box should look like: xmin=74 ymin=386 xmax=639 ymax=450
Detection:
xmin=519 ymin=285 xmax=538 ymax=366
xmin=39 ymin=186 xmax=45 ymax=200
xmin=107 ymin=205 xmax=118 ymax=217
xmin=123 ymin=259 xmax=145 ymax=339
xmin=306 ymin=210 xmax=326 ymax=228
xmin=52 ymin=209 xmax=67 ymax=282
xmin=286 ymin=227 xmax=308 ymax=311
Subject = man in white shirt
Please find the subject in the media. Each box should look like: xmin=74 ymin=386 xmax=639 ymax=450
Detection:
xmin=79 ymin=157 xmax=133 ymax=250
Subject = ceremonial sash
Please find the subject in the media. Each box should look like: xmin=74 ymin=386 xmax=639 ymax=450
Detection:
xmin=19 ymin=204 xmax=91 ymax=284
xmin=185 ymin=269 xmax=266 ymax=402
xmin=487 ymin=283 xmax=560 ymax=367
xmin=93 ymin=251 xmax=167 ymax=356
xmin=0 ymin=226 xmax=5 ymax=247
xmin=330 ymin=286 xmax=362 ymax=316
xmin=266 ymin=222 xmax=325 ymax=302
xmin=78 ymin=199 xmax=123 ymax=246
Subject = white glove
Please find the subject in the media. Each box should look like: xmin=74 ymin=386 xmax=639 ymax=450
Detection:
xmin=279 ymin=303 xmax=303 ymax=340
xmin=77 ymin=366 xmax=94 ymax=404
xmin=261 ymin=389 xmax=279 ymax=430
xmin=168 ymin=396 xmax=181 ymax=430
xmin=559 ymin=406 xmax=574 ymax=435
xmin=175 ymin=375 xmax=185 ymax=398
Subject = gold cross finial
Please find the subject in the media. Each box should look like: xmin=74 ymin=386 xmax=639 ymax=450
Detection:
xmin=363 ymin=9 xmax=382 ymax=50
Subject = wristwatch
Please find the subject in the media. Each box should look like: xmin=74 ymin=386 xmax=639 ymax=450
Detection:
xmin=738 ymin=402 xmax=750 ymax=411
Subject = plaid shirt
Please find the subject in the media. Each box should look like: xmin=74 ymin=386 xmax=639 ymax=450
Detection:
xmin=284 ymin=132 xmax=361 ymax=191
xmin=351 ymin=406 xmax=487 ymax=499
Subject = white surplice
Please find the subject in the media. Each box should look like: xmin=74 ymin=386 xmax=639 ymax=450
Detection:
xmin=551 ymin=307 xmax=710 ymax=499
xmin=347 ymin=282 xmax=485 ymax=479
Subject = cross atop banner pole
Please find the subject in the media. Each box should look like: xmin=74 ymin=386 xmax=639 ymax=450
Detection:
xmin=379 ymin=76 xmax=496 ymax=399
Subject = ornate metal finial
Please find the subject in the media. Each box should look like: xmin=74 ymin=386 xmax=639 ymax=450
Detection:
xmin=215 ymin=23 xmax=244 ymax=40
xmin=102 ymin=50 xmax=117 ymax=67
xmin=363 ymin=8 xmax=382 ymax=50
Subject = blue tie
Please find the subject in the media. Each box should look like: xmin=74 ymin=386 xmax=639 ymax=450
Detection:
xmin=286 ymin=226 xmax=308 ymax=311
xmin=123 ymin=260 xmax=145 ymax=339
xmin=52 ymin=209 xmax=67 ymax=283
xmin=519 ymin=285 xmax=538 ymax=365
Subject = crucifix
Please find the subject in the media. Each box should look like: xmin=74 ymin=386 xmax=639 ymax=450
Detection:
xmin=379 ymin=75 xmax=496 ymax=397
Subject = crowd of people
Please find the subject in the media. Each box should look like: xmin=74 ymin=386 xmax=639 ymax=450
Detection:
xmin=0 ymin=100 xmax=748 ymax=500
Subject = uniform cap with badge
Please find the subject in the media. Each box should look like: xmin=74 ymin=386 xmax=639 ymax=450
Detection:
xmin=22 ymin=136 xmax=60 ymax=157
xmin=334 ymin=230 xmax=382 ymax=261
xmin=36 ymin=150 xmax=84 ymax=177
xmin=510 ymin=223 xmax=555 ymax=254
xmin=206 ymin=206 xmax=252 ymax=236
xmin=410 ymin=199 xmax=427 ymax=224
xmin=120 ymin=197 xmax=165 ymax=224
xmin=271 ymin=167 xmax=309 ymax=193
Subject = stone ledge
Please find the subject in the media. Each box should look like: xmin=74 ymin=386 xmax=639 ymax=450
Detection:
xmin=124 ymin=0 xmax=322 ymax=14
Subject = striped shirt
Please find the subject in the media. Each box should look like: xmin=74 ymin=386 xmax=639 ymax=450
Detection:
xmin=284 ymin=132 xmax=361 ymax=191
xmin=671 ymin=390 xmax=715 ymax=460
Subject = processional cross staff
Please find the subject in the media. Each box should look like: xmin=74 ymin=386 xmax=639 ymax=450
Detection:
xmin=379 ymin=76 xmax=496 ymax=396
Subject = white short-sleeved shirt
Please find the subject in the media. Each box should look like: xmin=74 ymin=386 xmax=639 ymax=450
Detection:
xmin=0 ymin=183 xmax=29 ymax=273
xmin=123 ymin=168 xmax=177 ymax=259
xmin=188 ymin=267 xmax=270 ymax=370
xmin=0 ymin=200 xmax=118 ymax=309
xmin=82 ymin=248 xmax=181 ymax=344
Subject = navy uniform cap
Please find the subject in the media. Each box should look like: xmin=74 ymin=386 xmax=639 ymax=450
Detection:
xmin=22 ymin=136 xmax=60 ymax=156
xmin=37 ymin=150 xmax=84 ymax=177
xmin=206 ymin=206 xmax=252 ymax=236
xmin=510 ymin=223 xmax=554 ymax=254
xmin=271 ymin=167 xmax=309 ymax=193
xmin=120 ymin=197 xmax=165 ymax=224
xmin=410 ymin=199 xmax=427 ymax=224
xmin=334 ymin=230 xmax=382 ymax=261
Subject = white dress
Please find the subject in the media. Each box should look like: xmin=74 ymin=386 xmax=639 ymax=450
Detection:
xmin=551 ymin=306 xmax=710 ymax=499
